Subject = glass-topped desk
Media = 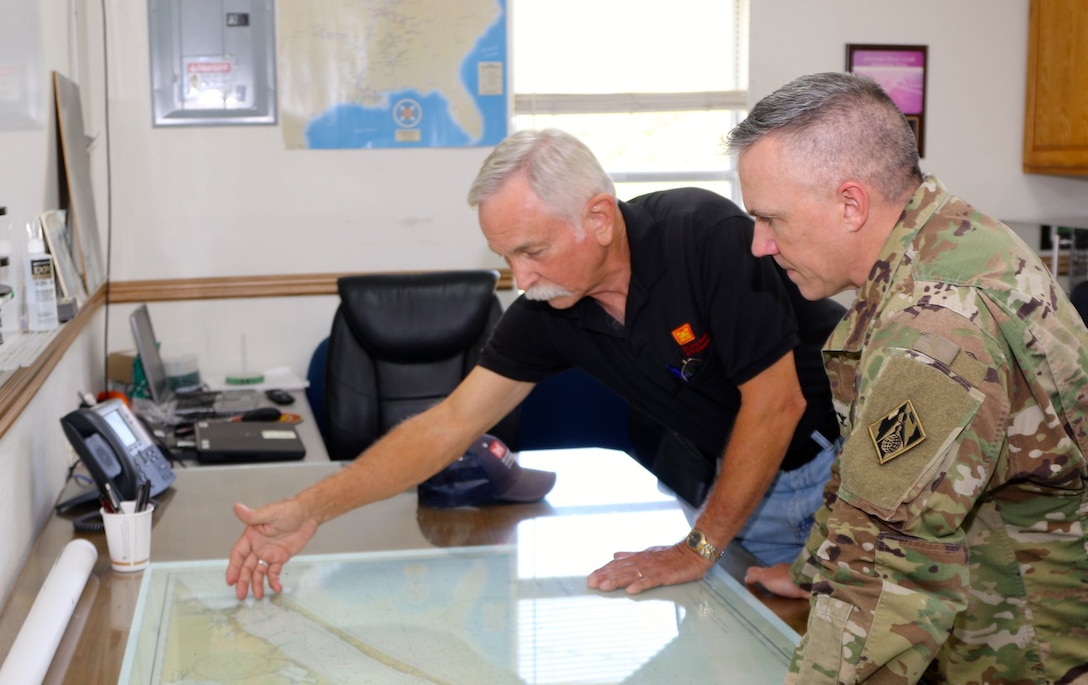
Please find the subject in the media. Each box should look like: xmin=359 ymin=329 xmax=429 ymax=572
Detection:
xmin=0 ymin=448 xmax=806 ymax=683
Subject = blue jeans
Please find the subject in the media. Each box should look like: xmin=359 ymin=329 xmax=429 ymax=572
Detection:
xmin=682 ymin=431 xmax=839 ymax=566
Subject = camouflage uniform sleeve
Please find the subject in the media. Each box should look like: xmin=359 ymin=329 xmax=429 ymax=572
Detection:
xmin=788 ymin=309 xmax=1010 ymax=684
xmin=788 ymin=457 xmax=839 ymax=590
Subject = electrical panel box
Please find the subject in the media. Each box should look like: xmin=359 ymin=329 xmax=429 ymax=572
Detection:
xmin=148 ymin=0 xmax=276 ymax=127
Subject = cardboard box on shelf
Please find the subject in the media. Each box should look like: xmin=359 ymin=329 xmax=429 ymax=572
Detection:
xmin=108 ymin=350 xmax=137 ymax=385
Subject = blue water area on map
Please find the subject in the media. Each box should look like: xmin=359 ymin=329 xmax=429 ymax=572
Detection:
xmin=306 ymin=90 xmax=467 ymax=149
xmin=458 ymin=13 xmax=507 ymax=146
xmin=304 ymin=5 xmax=508 ymax=149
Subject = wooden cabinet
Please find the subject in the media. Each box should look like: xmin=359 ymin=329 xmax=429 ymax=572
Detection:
xmin=1023 ymin=0 xmax=1088 ymax=175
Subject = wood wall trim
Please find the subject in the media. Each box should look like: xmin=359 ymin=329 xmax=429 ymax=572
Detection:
xmin=0 ymin=267 xmax=516 ymax=439
xmin=107 ymin=270 xmax=516 ymax=303
xmin=105 ymin=258 xmax=1080 ymax=303
xmin=0 ymin=288 xmax=106 ymax=438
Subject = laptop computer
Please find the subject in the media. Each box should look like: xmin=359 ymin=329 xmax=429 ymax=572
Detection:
xmin=193 ymin=420 xmax=306 ymax=464
xmin=129 ymin=304 xmax=258 ymax=417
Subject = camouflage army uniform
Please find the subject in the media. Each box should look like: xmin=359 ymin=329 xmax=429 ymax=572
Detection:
xmin=787 ymin=176 xmax=1088 ymax=684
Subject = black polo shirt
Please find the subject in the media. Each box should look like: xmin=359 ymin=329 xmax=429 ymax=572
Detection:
xmin=479 ymin=188 xmax=842 ymax=477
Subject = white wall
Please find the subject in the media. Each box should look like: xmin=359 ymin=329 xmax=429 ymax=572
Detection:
xmin=0 ymin=0 xmax=105 ymax=608
xmin=749 ymin=0 xmax=1088 ymax=230
xmin=0 ymin=319 xmax=104 ymax=606
xmin=1 ymin=1 xmax=72 ymax=231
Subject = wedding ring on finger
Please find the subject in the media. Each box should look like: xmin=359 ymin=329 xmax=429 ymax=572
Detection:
xmin=257 ymin=559 xmax=269 ymax=568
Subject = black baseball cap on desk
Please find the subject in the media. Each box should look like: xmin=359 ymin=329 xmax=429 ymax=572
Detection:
xmin=417 ymin=434 xmax=556 ymax=508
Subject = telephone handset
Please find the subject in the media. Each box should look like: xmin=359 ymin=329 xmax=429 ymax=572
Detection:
xmin=60 ymin=399 xmax=176 ymax=506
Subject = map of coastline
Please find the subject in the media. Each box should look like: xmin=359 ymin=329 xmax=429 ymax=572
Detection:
xmin=278 ymin=0 xmax=508 ymax=149
xmin=119 ymin=548 xmax=796 ymax=684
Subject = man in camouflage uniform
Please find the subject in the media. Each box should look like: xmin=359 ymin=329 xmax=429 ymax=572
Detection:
xmin=728 ymin=71 xmax=1088 ymax=684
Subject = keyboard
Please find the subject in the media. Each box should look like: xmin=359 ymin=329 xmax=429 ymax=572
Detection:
xmin=174 ymin=390 xmax=220 ymax=411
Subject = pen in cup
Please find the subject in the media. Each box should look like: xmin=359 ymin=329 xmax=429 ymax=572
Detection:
xmin=135 ymin=478 xmax=151 ymax=512
xmin=103 ymin=482 xmax=122 ymax=513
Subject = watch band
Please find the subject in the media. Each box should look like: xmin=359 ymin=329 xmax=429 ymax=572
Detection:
xmin=686 ymin=528 xmax=725 ymax=561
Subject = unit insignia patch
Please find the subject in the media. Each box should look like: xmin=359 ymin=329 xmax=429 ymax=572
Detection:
xmin=868 ymin=398 xmax=926 ymax=464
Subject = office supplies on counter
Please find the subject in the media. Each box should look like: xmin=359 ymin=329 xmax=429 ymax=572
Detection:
xmin=129 ymin=304 xmax=257 ymax=417
xmin=23 ymin=219 xmax=58 ymax=332
xmin=193 ymin=420 xmax=305 ymax=464
xmin=203 ymin=368 xmax=309 ymax=392
xmin=264 ymin=388 xmax=295 ymax=405
xmin=224 ymin=333 xmax=264 ymax=385
xmin=100 ymin=501 xmax=154 ymax=572
xmin=59 ymin=399 xmax=175 ymax=516
xmin=238 ymin=406 xmax=282 ymax=422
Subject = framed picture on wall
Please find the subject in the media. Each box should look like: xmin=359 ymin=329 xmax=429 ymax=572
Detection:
xmin=846 ymin=44 xmax=928 ymax=157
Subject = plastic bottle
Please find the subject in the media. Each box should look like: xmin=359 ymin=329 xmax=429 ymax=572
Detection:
xmin=0 ymin=207 xmax=13 ymax=340
xmin=0 ymin=236 xmax=14 ymax=341
xmin=23 ymin=220 xmax=58 ymax=331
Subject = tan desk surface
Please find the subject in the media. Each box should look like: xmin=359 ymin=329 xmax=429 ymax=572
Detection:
xmin=0 ymin=448 xmax=807 ymax=683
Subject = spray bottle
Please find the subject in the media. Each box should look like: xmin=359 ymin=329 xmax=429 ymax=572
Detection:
xmin=0 ymin=207 xmax=13 ymax=341
xmin=23 ymin=219 xmax=58 ymax=331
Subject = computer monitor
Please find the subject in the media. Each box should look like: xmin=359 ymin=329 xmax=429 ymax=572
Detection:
xmin=129 ymin=304 xmax=174 ymax=407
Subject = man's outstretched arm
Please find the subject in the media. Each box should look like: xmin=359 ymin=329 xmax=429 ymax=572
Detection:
xmin=226 ymin=367 xmax=533 ymax=599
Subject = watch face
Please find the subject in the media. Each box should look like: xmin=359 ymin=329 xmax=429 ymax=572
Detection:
xmin=686 ymin=530 xmax=703 ymax=549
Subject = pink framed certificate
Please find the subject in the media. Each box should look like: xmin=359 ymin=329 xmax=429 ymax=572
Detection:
xmin=847 ymin=44 xmax=928 ymax=157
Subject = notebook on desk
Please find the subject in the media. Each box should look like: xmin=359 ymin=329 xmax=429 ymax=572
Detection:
xmin=193 ymin=420 xmax=306 ymax=464
xmin=129 ymin=304 xmax=258 ymax=417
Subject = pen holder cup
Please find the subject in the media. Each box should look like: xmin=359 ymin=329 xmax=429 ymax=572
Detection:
xmin=100 ymin=505 xmax=154 ymax=573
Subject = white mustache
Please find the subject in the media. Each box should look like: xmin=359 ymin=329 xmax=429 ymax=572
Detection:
xmin=523 ymin=283 xmax=573 ymax=301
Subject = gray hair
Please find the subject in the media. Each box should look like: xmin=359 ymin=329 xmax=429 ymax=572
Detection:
xmin=467 ymin=128 xmax=615 ymax=228
xmin=726 ymin=72 xmax=922 ymax=202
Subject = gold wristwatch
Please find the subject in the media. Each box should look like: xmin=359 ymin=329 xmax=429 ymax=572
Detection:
xmin=685 ymin=528 xmax=725 ymax=561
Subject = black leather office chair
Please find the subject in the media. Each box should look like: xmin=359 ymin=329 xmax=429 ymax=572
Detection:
xmin=321 ymin=270 xmax=518 ymax=461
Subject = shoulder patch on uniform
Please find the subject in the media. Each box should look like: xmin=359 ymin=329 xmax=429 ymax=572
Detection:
xmin=868 ymin=399 xmax=926 ymax=464
xmin=840 ymin=351 xmax=984 ymax=519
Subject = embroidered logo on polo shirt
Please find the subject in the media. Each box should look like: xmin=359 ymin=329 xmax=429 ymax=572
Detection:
xmin=671 ymin=324 xmax=695 ymax=345
xmin=868 ymin=399 xmax=926 ymax=464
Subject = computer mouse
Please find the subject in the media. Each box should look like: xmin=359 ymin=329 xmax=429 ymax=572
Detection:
xmin=240 ymin=407 xmax=282 ymax=422
xmin=265 ymin=388 xmax=296 ymax=405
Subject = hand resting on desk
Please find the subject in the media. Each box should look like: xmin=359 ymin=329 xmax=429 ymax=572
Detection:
xmin=225 ymin=501 xmax=319 ymax=600
xmin=744 ymin=562 xmax=808 ymax=599
xmin=587 ymin=542 xmax=715 ymax=595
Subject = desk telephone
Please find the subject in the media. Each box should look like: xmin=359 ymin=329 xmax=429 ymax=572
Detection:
xmin=60 ymin=399 xmax=176 ymax=510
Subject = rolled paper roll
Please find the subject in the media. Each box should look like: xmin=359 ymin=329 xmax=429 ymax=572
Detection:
xmin=0 ymin=539 xmax=98 ymax=685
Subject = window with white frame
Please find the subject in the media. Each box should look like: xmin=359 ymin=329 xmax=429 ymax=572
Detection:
xmin=512 ymin=0 xmax=749 ymax=203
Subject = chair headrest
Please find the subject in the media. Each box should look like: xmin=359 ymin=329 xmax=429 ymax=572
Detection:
xmin=336 ymin=271 xmax=499 ymax=361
